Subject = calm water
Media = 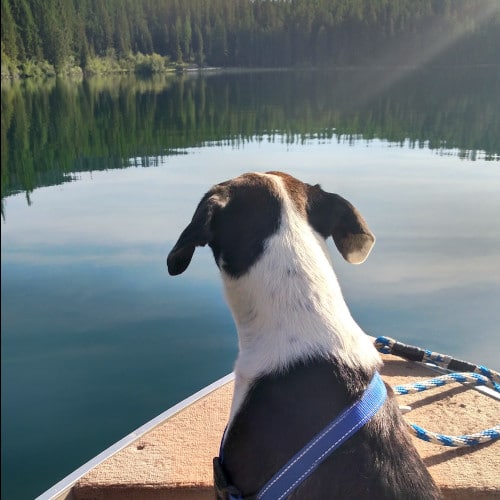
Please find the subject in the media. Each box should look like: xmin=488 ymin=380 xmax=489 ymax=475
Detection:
xmin=2 ymin=68 xmax=500 ymax=499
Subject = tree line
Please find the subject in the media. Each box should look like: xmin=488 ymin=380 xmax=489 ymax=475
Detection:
xmin=1 ymin=0 xmax=499 ymax=76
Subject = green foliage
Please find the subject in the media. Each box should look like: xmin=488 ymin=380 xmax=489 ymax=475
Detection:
xmin=84 ymin=52 xmax=172 ymax=75
xmin=135 ymin=53 xmax=170 ymax=74
xmin=1 ymin=0 xmax=18 ymax=61
xmin=1 ymin=48 xmax=18 ymax=78
xmin=19 ymin=59 xmax=57 ymax=78
xmin=85 ymin=52 xmax=126 ymax=75
xmin=1 ymin=0 xmax=499 ymax=78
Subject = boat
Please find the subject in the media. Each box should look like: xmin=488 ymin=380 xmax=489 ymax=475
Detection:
xmin=36 ymin=352 xmax=499 ymax=500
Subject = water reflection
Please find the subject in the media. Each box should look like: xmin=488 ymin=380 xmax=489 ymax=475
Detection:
xmin=2 ymin=70 xmax=500 ymax=499
xmin=2 ymin=68 xmax=499 ymax=204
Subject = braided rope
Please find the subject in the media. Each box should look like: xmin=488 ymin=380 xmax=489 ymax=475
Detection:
xmin=374 ymin=336 xmax=500 ymax=447
xmin=409 ymin=423 xmax=500 ymax=447
xmin=394 ymin=372 xmax=498 ymax=394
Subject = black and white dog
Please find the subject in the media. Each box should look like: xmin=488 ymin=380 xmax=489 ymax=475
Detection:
xmin=168 ymin=172 xmax=441 ymax=499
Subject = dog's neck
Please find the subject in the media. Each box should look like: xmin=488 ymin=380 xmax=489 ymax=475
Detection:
xmin=220 ymin=198 xmax=381 ymax=421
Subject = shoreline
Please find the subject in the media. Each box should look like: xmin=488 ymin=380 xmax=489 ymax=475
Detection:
xmin=3 ymin=61 xmax=500 ymax=82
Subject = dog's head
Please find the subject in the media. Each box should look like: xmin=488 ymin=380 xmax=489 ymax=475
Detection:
xmin=167 ymin=171 xmax=375 ymax=278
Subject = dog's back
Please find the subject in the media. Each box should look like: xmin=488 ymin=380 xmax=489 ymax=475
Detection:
xmin=221 ymin=360 xmax=440 ymax=499
xmin=168 ymin=171 xmax=441 ymax=499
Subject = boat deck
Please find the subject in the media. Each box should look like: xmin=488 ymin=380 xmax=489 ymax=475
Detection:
xmin=44 ymin=354 xmax=499 ymax=499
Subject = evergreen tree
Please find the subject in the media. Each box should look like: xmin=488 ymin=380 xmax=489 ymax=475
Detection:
xmin=1 ymin=0 xmax=19 ymax=61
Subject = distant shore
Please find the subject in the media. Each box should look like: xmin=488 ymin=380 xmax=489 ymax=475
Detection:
xmin=3 ymin=57 xmax=500 ymax=82
xmin=1 ymin=52 xmax=225 ymax=80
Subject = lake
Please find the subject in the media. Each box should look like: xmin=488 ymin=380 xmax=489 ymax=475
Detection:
xmin=1 ymin=67 xmax=499 ymax=499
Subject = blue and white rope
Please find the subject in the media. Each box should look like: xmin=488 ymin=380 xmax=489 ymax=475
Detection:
xmin=395 ymin=372 xmax=499 ymax=394
xmin=374 ymin=336 xmax=500 ymax=447
xmin=408 ymin=423 xmax=500 ymax=447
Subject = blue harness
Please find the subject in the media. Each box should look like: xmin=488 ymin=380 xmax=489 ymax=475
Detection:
xmin=214 ymin=371 xmax=387 ymax=500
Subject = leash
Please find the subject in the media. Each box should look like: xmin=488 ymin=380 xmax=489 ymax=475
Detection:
xmin=375 ymin=336 xmax=500 ymax=386
xmin=215 ymin=372 xmax=387 ymax=500
xmin=374 ymin=336 xmax=500 ymax=447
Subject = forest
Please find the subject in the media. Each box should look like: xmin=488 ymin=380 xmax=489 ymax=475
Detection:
xmin=2 ymin=0 xmax=500 ymax=77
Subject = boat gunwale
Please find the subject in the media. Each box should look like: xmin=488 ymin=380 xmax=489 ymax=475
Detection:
xmin=35 ymin=372 xmax=235 ymax=500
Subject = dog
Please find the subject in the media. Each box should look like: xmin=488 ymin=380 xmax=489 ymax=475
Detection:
xmin=168 ymin=171 xmax=441 ymax=499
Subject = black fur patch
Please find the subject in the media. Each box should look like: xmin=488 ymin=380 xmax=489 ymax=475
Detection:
xmin=209 ymin=176 xmax=282 ymax=277
xmin=220 ymin=359 xmax=442 ymax=499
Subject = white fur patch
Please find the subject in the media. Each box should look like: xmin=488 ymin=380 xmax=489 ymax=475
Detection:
xmin=222 ymin=174 xmax=381 ymax=423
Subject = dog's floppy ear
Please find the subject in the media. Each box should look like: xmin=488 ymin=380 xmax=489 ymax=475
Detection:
xmin=167 ymin=193 xmax=224 ymax=275
xmin=309 ymin=190 xmax=375 ymax=264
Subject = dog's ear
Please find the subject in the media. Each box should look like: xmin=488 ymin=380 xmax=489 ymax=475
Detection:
xmin=309 ymin=191 xmax=375 ymax=264
xmin=167 ymin=193 xmax=224 ymax=275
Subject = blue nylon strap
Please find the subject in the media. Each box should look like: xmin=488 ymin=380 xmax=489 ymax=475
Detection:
xmin=256 ymin=371 xmax=387 ymax=500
